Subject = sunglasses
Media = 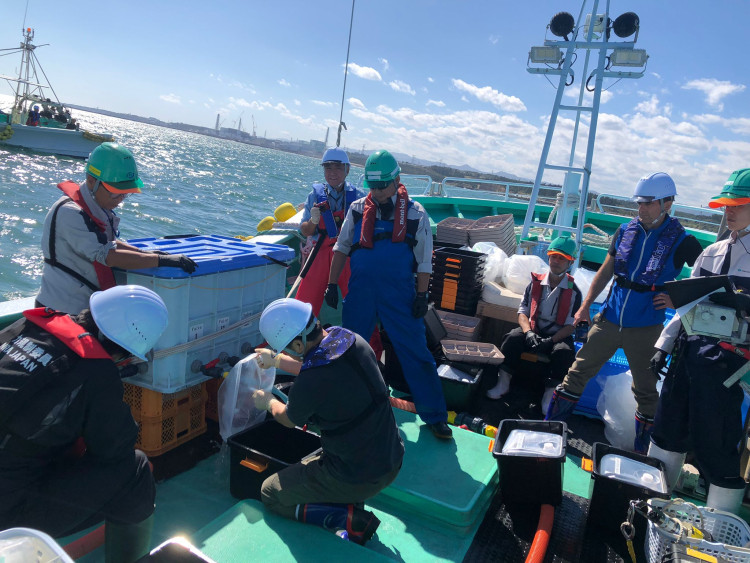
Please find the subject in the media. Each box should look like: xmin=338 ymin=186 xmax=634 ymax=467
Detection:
xmin=369 ymin=181 xmax=393 ymax=191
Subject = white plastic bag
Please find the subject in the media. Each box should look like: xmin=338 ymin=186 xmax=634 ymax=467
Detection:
xmin=596 ymin=367 xmax=663 ymax=451
xmin=502 ymin=255 xmax=549 ymax=294
xmin=572 ymin=266 xmax=612 ymax=304
xmin=471 ymin=241 xmax=509 ymax=285
xmin=218 ymin=353 xmax=275 ymax=442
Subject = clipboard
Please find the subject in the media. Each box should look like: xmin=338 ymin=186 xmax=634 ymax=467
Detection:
xmin=663 ymin=275 xmax=735 ymax=310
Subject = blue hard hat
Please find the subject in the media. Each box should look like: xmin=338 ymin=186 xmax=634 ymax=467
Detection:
xmin=321 ymin=147 xmax=350 ymax=165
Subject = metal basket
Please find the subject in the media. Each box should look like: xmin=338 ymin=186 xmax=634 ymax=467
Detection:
xmin=646 ymin=498 xmax=750 ymax=563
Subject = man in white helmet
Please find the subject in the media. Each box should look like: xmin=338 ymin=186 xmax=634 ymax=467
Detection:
xmin=545 ymin=173 xmax=703 ymax=454
xmin=0 ymin=285 xmax=169 ymax=563
xmin=252 ymin=298 xmax=404 ymax=546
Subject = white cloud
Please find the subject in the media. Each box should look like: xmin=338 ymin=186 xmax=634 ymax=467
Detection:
xmin=294 ymin=99 xmax=301 ymax=106
xmin=389 ymin=80 xmax=416 ymax=95
xmin=348 ymin=63 xmax=382 ymax=81
xmin=278 ymin=79 xmax=291 ymax=87
xmin=563 ymin=88 xmax=613 ymax=105
xmin=489 ymin=34 xmax=500 ymax=45
xmin=348 ymin=97 xmax=366 ymax=110
xmin=379 ymin=58 xmax=389 ymax=71
xmin=682 ymin=78 xmax=746 ymax=111
xmin=312 ymin=100 xmax=336 ymax=107
xmin=229 ymin=97 xmax=253 ymax=108
xmin=427 ymin=77 xmax=434 ymax=83
xmin=160 ymin=93 xmax=181 ymax=104
xmin=452 ymin=79 xmax=526 ymax=112
xmin=427 ymin=99 xmax=445 ymax=108
xmin=350 ymin=108 xmax=392 ymax=126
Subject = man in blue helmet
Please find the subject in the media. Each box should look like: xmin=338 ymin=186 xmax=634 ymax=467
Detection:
xmin=252 ymin=298 xmax=404 ymax=545
xmin=324 ymin=149 xmax=452 ymax=440
xmin=545 ymin=172 xmax=703 ymax=453
xmin=0 ymin=285 xmax=169 ymax=562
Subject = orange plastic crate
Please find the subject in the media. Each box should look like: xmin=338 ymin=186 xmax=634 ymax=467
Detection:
xmin=135 ymin=400 xmax=207 ymax=457
xmin=204 ymin=378 xmax=222 ymax=422
xmin=123 ymin=382 xmax=206 ymax=421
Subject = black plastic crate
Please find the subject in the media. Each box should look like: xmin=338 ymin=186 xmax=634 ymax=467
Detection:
xmin=493 ymin=419 xmax=567 ymax=506
xmin=438 ymin=361 xmax=483 ymax=412
xmin=588 ymin=442 xmax=669 ymax=533
xmin=424 ymin=305 xmax=448 ymax=350
xmin=228 ymin=420 xmax=322 ymax=500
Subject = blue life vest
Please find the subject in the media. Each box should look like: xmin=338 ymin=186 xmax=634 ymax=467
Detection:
xmin=614 ymin=216 xmax=685 ymax=287
xmin=301 ymin=326 xmax=356 ymax=370
xmin=312 ymin=182 xmax=359 ymax=238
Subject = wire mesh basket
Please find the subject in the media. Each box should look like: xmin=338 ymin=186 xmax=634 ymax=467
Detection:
xmin=646 ymin=498 xmax=750 ymax=563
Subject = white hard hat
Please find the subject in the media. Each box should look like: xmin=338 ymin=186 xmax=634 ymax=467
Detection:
xmin=259 ymin=298 xmax=314 ymax=353
xmin=633 ymin=172 xmax=677 ymax=203
xmin=321 ymin=147 xmax=350 ymax=165
xmin=90 ymin=285 xmax=168 ymax=361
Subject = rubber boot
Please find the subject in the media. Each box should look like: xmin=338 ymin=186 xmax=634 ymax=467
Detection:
xmin=647 ymin=442 xmax=686 ymax=493
xmin=633 ymin=411 xmax=654 ymax=454
xmin=706 ymin=485 xmax=745 ymax=515
xmin=541 ymin=386 xmax=556 ymax=415
xmin=104 ymin=514 xmax=153 ymax=563
xmin=486 ymin=368 xmax=512 ymax=399
xmin=544 ymin=385 xmax=579 ymax=421
xmin=296 ymin=503 xmax=380 ymax=545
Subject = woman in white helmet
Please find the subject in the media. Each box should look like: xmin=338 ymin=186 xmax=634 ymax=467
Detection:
xmin=0 ymin=285 xmax=169 ymax=563
xmin=252 ymin=298 xmax=404 ymax=546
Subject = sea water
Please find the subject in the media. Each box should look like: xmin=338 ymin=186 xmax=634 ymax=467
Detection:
xmin=0 ymin=110 xmax=330 ymax=301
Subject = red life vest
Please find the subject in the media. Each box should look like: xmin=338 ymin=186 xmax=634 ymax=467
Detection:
xmin=359 ymin=184 xmax=409 ymax=249
xmin=51 ymin=181 xmax=117 ymax=291
xmin=528 ymin=272 xmax=575 ymax=332
xmin=23 ymin=308 xmax=111 ymax=359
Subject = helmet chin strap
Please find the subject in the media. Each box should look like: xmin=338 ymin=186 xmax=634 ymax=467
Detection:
xmin=548 ymin=269 xmax=565 ymax=279
xmin=643 ymin=199 xmax=667 ymax=227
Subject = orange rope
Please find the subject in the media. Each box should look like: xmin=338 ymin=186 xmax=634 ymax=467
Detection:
xmin=525 ymin=504 xmax=555 ymax=563
xmin=63 ymin=524 xmax=106 ymax=559
xmin=389 ymin=396 xmax=417 ymax=413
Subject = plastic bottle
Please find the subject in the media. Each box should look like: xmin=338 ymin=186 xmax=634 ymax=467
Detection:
xmin=575 ymin=321 xmax=589 ymax=342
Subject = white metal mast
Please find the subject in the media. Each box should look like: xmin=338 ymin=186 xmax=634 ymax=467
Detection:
xmin=521 ymin=0 xmax=648 ymax=261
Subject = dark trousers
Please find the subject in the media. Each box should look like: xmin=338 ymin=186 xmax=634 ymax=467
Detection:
xmin=500 ymin=326 xmax=575 ymax=387
xmin=0 ymin=449 xmax=155 ymax=538
xmin=652 ymin=334 xmax=746 ymax=489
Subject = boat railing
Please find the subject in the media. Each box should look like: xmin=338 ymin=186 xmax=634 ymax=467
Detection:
xmin=418 ymin=176 xmax=562 ymax=205
xmin=593 ymin=192 xmax=723 ymax=234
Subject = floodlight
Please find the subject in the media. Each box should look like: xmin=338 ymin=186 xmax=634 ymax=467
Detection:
xmin=584 ymin=13 xmax=606 ymax=35
xmin=610 ymin=49 xmax=648 ymax=67
xmin=613 ymin=12 xmax=639 ymax=38
xmin=549 ymin=12 xmax=575 ymax=39
xmin=530 ymin=46 xmax=562 ymax=64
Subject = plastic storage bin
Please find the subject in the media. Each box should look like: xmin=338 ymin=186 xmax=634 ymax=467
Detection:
xmin=228 ymin=420 xmax=322 ymax=500
xmin=588 ymin=443 xmax=669 ymax=533
xmin=437 ymin=361 xmax=483 ymax=411
xmin=114 ymin=236 xmax=293 ymax=393
xmin=441 ymin=340 xmax=504 ymax=365
xmin=436 ymin=310 xmax=482 ymax=342
xmin=0 ymin=527 xmax=74 ymax=563
xmin=493 ymin=419 xmax=566 ymax=505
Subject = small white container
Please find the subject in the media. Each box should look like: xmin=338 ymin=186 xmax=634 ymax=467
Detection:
xmin=501 ymin=429 xmax=563 ymax=457
xmin=600 ymin=453 xmax=667 ymax=494
xmin=0 ymin=527 xmax=74 ymax=563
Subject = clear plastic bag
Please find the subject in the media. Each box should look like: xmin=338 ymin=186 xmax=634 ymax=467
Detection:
xmin=218 ymin=353 xmax=275 ymax=442
xmin=572 ymin=266 xmax=612 ymax=303
xmin=503 ymin=255 xmax=549 ymax=294
xmin=471 ymin=241 xmax=509 ymax=285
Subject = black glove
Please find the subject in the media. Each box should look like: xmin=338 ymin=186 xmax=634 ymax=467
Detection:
xmin=412 ymin=291 xmax=429 ymax=318
xmin=536 ymin=337 xmax=554 ymax=354
xmin=150 ymin=250 xmax=171 ymax=256
xmin=650 ymin=349 xmax=668 ymax=378
xmin=525 ymin=330 xmax=541 ymax=349
xmin=324 ymin=283 xmax=338 ymax=309
xmin=709 ymin=291 xmax=750 ymax=315
xmin=158 ymin=254 xmax=198 ymax=273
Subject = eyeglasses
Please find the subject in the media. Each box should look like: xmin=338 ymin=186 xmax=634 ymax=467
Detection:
xmin=369 ymin=181 xmax=393 ymax=191
xmin=322 ymin=162 xmax=346 ymax=171
xmin=101 ymin=184 xmax=129 ymax=200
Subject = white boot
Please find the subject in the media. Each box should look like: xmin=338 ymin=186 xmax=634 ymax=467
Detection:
xmin=647 ymin=442 xmax=686 ymax=493
xmin=706 ymin=485 xmax=745 ymax=514
xmin=541 ymin=386 xmax=556 ymax=415
xmin=487 ymin=369 xmax=512 ymax=399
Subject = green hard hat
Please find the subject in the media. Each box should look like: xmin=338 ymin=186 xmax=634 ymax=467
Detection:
xmin=86 ymin=142 xmax=143 ymax=193
xmin=547 ymin=236 xmax=577 ymax=260
xmin=363 ymin=149 xmax=401 ymax=190
xmin=709 ymin=168 xmax=750 ymax=209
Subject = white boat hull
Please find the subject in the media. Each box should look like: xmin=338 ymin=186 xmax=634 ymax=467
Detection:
xmin=0 ymin=124 xmax=109 ymax=158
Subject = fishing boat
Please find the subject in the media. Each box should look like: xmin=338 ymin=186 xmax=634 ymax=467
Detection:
xmin=1 ymin=1 xmax=748 ymax=562
xmin=0 ymin=27 xmax=114 ymax=158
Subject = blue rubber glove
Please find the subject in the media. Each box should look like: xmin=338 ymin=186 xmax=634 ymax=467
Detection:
xmin=324 ymin=283 xmax=339 ymax=309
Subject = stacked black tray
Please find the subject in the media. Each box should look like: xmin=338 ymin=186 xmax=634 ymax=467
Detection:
xmin=431 ymin=246 xmax=486 ymax=316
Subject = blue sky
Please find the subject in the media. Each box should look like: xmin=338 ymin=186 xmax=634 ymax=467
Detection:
xmin=1 ymin=0 xmax=749 ymax=207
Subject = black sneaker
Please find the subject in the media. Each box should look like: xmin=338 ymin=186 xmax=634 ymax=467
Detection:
xmin=427 ymin=421 xmax=453 ymax=439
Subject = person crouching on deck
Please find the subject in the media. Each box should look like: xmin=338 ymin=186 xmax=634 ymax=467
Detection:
xmin=0 ymin=285 xmax=169 ymax=563
xmin=487 ymin=236 xmax=582 ymax=408
xmin=252 ymin=298 xmax=404 ymax=545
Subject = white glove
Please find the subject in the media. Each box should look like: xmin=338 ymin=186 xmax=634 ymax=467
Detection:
xmin=309 ymin=206 xmax=321 ymax=225
xmin=256 ymin=348 xmax=280 ymax=369
xmin=253 ymin=390 xmax=272 ymax=411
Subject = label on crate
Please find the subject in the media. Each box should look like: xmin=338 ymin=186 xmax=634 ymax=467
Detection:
xmin=217 ymin=316 xmax=230 ymax=331
xmin=189 ymin=323 xmax=204 ymax=340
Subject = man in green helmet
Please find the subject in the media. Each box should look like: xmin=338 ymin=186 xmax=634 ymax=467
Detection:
xmin=325 ymin=149 xmax=452 ymax=440
xmin=38 ymin=142 xmax=198 ymax=314
xmin=487 ymin=236 xmax=583 ymax=406
xmin=647 ymin=168 xmax=750 ymax=515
